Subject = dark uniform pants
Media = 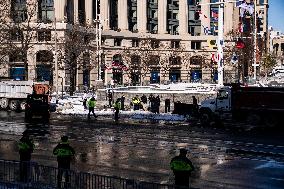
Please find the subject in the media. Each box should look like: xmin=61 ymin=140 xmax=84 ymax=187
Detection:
xmin=20 ymin=161 xmax=31 ymax=183
xmin=57 ymin=161 xmax=71 ymax=188
xmin=174 ymin=172 xmax=190 ymax=189
xmin=114 ymin=108 xmax=119 ymax=121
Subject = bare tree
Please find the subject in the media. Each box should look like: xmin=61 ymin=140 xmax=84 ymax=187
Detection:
xmin=0 ymin=0 xmax=41 ymax=80
xmin=60 ymin=24 xmax=95 ymax=95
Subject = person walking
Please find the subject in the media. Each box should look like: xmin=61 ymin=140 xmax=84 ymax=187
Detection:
xmin=88 ymin=97 xmax=98 ymax=119
xmin=192 ymin=96 xmax=198 ymax=116
xmin=170 ymin=149 xmax=195 ymax=189
xmin=82 ymin=92 xmax=88 ymax=110
xmin=113 ymin=98 xmax=121 ymax=122
xmin=155 ymin=95 xmax=161 ymax=114
xmin=53 ymin=136 xmax=75 ymax=188
xmin=165 ymin=98 xmax=171 ymax=113
xmin=107 ymin=90 xmax=113 ymax=107
xmin=148 ymin=94 xmax=154 ymax=112
xmin=18 ymin=131 xmax=35 ymax=183
xmin=120 ymin=95 xmax=125 ymax=111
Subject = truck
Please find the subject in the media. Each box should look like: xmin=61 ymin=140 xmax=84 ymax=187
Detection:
xmin=199 ymin=84 xmax=284 ymax=127
xmin=0 ymin=80 xmax=49 ymax=111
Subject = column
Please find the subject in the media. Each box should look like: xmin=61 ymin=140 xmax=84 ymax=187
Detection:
xmin=54 ymin=0 xmax=66 ymax=22
xmin=85 ymin=0 xmax=93 ymax=24
xmin=137 ymin=0 xmax=147 ymax=32
xmin=224 ymin=2 xmax=233 ymax=35
xmin=101 ymin=0 xmax=110 ymax=30
xmin=27 ymin=49 xmax=36 ymax=81
xmin=73 ymin=0 xmax=79 ymax=23
xmin=201 ymin=0 xmax=210 ymax=35
xmin=158 ymin=0 xmax=167 ymax=34
xmin=118 ymin=0 xmax=128 ymax=30
xmin=179 ymin=0 xmax=188 ymax=35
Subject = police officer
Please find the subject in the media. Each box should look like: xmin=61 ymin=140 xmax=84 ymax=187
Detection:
xmin=18 ymin=131 xmax=35 ymax=182
xmin=88 ymin=97 xmax=98 ymax=119
xmin=132 ymin=95 xmax=140 ymax=110
xmin=113 ymin=98 xmax=121 ymax=122
xmin=170 ymin=148 xmax=194 ymax=189
xmin=53 ymin=136 xmax=75 ymax=188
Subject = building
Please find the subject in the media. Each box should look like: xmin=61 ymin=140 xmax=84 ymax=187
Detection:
xmin=0 ymin=0 xmax=269 ymax=91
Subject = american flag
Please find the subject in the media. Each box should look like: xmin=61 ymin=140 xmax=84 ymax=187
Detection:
xmin=211 ymin=10 xmax=218 ymax=21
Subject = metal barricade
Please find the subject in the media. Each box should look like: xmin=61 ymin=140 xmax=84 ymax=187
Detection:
xmin=0 ymin=159 xmax=176 ymax=189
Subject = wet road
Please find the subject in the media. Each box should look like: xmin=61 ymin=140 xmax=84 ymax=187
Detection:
xmin=0 ymin=111 xmax=283 ymax=189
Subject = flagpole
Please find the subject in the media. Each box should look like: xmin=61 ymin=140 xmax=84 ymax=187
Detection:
xmin=253 ymin=0 xmax=258 ymax=81
xmin=217 ymin=0 xmax=224 ymax=86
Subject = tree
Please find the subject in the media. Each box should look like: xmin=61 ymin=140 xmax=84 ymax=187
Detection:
xmin=261 ymin=53 xmax=277 ymax=77
xmin=60 ymin=24 xmax=95 ymax=95
xmin=0 ymin=0 xmax=41 ymax=80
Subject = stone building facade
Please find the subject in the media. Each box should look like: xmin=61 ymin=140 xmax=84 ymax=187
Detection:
xmin=0 ymin=0 xmax=269 ymax=91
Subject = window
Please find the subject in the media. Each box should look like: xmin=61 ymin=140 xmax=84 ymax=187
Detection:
xmin=11 ymin=0 xmax=27 ymax=22
xmin=114 ymin=38 xmax=122 ymax=46
xmin=38 ymin=0 xmax=54 ymax=23
xmin=132 ymin=39 xmax=140 ymax=47
xmin=38 ymin=30 xmax=51 ymax=41
xmin=9 ymin=52 xmax=26 ymax=62
xmin=281 ymin=43 xmax=284 ymax=51
xmin=151 ymin=40 xmax=160 ymax=48
xmin=10 ymin=67 xmax=25 ymax=81
xmin=191 ymin=41 xmax=201 ymax=49
xmin=188 ymin=0 xmax=200 ymax=5
xmin=78 ymin=0 xmax=86 ymax=24
xmin=259 ymin=0 xmax=264 ymax=5
xmin=10 ymin=28 xmax=23 ymax=41
xmin=171 ymin=41 xmax=180 ymax=48
xmin=169 ymin=56 xmax=181 ymax=65
xmin=190 ymin=56 xmax=203 ymax=66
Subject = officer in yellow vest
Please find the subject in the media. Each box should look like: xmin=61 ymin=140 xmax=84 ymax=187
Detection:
xmin=88 ymin=97 xmax=98 ymax=119
xmin=170 ymin=148 xmax=194 ymax=188
xmin=53 ymin=136 xmax=75 ymax=188
xmin=113 ymin=98 xmax=121 ymax=122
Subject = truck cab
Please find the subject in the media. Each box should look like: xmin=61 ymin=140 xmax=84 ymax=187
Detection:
xmin=199 ymin=86 xmax=232 ymax=124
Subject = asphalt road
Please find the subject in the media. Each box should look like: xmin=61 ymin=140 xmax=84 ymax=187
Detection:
xmin=0 ymin=111 xmax=283 ymax=189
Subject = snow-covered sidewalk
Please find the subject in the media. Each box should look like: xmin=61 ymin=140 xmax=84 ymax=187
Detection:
xmin=53 ymin=96 xmax=186 ymax=122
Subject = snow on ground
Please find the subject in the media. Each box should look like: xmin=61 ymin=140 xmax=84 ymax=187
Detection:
xmin=53 ymin=95 xmax=186 ymax=122
xmin=53 ymin=83 xmax=217 ymax=122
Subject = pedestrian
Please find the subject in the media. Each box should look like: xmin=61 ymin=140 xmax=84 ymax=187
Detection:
xmin=82 ymin=92 xmax=87 ymax=110
xmin=148 ymin=94 xmax=154 ymax=112
xmin=53 ymin=136 xmax=75 ymax=189
xmin=120 ymin=95 xmax=125 ymax=111
xmin=165 ymin=98 xmax=171 ymax=113
xmin=170 ymin=148 xmax=195 ymax=189
xmin=192 ymin=96 xmax=198 ymax=116
xmin=18 ymin=131 xmax=35 ymax=182
xmin=155 ymin=95 xmax=161 ymax=114
xmin=113 ymin=98 xmax=121 ymax=122
xmin=132 ymin=95 xmax=141 ymax=111
xmin=141 ymin=94 xmax=147 ymax=104
xmin=107 ymin=90 xmax=113 ymax=107
xmin=88 ymin=97 xmax=98 ymax=119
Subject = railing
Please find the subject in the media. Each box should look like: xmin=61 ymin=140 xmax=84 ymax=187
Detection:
xmin=0 ymin=159 xmax=176 ymax=189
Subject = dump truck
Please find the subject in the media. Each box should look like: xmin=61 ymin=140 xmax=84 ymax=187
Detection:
xmin=199 ymin=84 xmax=284 ymax=127
xmin=0 ymin=80 xmax=49 ymax=111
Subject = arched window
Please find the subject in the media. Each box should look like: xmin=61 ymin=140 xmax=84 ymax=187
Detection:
xmin=36 ymin=50 xmax=53 ymax=83
xmin=169 ymin=56 xmax=181 ymax=65
xmin=190 ymin=56 xmax=203 ymax=66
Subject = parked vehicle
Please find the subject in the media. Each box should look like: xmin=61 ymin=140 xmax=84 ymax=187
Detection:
xmin=25 ymin=94 xmax=50 ymax=121
xmin=0 ymin=80 xmax=49 ymax=111
xmin=199 ymin=84 xmax=284 ymax=127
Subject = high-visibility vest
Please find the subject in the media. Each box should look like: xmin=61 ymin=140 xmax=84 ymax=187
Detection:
xmin=170 ymin=159 xmax=193 ymax=172
xmin=88 ymin=99 xmax=96 ymax=108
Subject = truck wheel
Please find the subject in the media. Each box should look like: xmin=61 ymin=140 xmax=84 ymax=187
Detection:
xmin=200 ymin=111 xmax=212 ymax=126
xmin=9 ymin=100 xmax=20 ymax=111
xmin=0 ymin=98 xmax=9 ymax=109
xmin=20 ymin=101 xmax=26 ymax=111
xmin=246 ymin=113 xmax=261 ymax=126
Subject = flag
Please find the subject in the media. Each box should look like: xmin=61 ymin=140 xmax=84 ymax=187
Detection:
xmin=202 ymin=25 xmax=211 ymax=35
xmin=236 ymin=39 xmax=245 ymax=49
xmin=196 ymin=10 xmax=208 ymax=19
xmin=211 ymin=10 xmax=218 ymax=21
xmin=211 ymin=53 xmax=220 ymax=63
xmin=231 ymin=53 xmax=238 ymax=64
